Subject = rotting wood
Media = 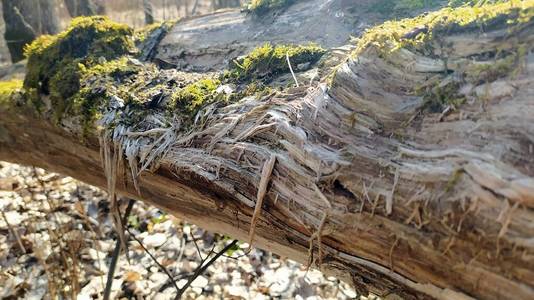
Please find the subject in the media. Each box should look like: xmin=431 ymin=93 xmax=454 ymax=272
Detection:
xmin=1 ymin=1 xmax=534 ymax=299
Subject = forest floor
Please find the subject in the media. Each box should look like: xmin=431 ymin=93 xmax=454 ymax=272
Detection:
xmin=0 ymin=162 xmax=361 ymax=299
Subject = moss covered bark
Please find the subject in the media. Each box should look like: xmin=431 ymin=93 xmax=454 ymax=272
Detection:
xmin=351 ymin=0 xmax=534 ymax=111
xmin=23 ymin=16 xmax=136 ymax=122
xmin=2 ymin=1 xmax=530 ymax=135
xmin=0 ymin=79 xmax=22 ymax=107
xmin=0 ymin=2 xmax=533 ymax=299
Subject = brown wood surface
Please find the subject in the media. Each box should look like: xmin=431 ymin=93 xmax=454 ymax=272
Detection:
xmin=1 ymin=2 xmax=534 ymax=299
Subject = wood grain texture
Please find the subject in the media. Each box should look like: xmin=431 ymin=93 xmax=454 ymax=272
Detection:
xmin=1 ymin=2 xmax=534 ymax=299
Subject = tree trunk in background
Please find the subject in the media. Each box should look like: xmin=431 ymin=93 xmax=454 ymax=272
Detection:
xmin=1 ymin=0 xmax=59 ymax=63
xmin=191 ymin=0 xmax=200 ymax=15
xmin=36 ymin=0 xmax=60 ymax=34
xmin=212 ymin=0 xmax=241 ymax=10
xmin=143 ymin=0 xmax=155 ymax=24
xmin=1 ymin=1 xmax=534 ymax=299
xmin=64 ymin=0 xmax=106 ymax=17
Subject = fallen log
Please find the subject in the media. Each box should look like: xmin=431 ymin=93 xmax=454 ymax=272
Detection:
xmin=1 ymin=1 xmax=534 ymax=299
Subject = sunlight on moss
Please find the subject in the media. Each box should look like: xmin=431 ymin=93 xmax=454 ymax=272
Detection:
xmin=227 ymin=43 xmax=325 ymax=82
xmin=366 ymin=0 xmax=511 ymax=16
xmin=448 ymin=0 xmax=510 ymax=7
xmin=134 ymin=21 xmax=164 ymax=43
xmin=83 ymin=56 xmax=142 ymax=79
xmin=351 ymin=0 xmax=534 ymax=112
xmin=23 ymin=16 xmax=135 ymax=118
xmin=0 ymin=80 xmax=23 ymax=107
xmin=170 ymin=78 xmax=221 ymax=114
xmin=354 ymin=0 xmax=534 ymax=57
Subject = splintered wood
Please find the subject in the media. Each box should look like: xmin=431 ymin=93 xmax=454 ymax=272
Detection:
xmin=247 ymin=154 xmax=277 ymax=249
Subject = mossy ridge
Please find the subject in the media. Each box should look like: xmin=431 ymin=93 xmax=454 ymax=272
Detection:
xmin=448 ymin=0 xmax=510 ymax=7
xmin=72 ymin=57 xmax=149 ymax=135
xmin=170 ymin=78 xmax=221 ymax=114
xmin=0 ymin=80 xmax=23 ymax=107
xmin=367 ymin=0 xmax=512 ymax=17
xmin=135 ymin=22 xmax=165 ymax=44
xmin=19 ymin=20 xmax=323 ymax=137
xmin=165 ymin=43 xmax=327 ymax=129
xmin=23 ymin=16 xmax=136 ymax=120
xmin=245 ymin=0 xmax=298 ymax=16
xmin=227 ymin=43 xmax=326 ymax=83
xmin=134 ymin=20 xmax=176 ymax=43
xmin=353 ymin=0 xmax=534 ymax=58
xmin=353 ymin=0 xmax=533 ymax=111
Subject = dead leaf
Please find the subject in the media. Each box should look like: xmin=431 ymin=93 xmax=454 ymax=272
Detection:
xmin=123 ymin=271 xmax=142 ymax=282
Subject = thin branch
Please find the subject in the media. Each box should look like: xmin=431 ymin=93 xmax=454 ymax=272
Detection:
xmin=2 ymin=210 xmax=25 ymax=254
xmin=122 ymin=212 xmax=180 ymax=293
xmin=190 ymin=231 xmax=204 ymax=260
xmin=174 ymin=239 xmax=238 ymax=299
xmin=103 ymin=199 xmax=136 ymax=300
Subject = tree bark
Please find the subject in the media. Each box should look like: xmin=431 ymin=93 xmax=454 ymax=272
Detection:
xmin=64 ymin=0 xmax=106 ymax=17
xmin=144 ymin=0 xmax=155 ymax=24
xmin=1 ymin=0 xmax=59 ymax=62
xmin=1 ymin=2 xmax=534 ymax=300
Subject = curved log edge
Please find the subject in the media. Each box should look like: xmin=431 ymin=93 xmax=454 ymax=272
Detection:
xmin=152 ymin=0 xmax=437 ymax=71
xmin=1 ymin=1 xmax=534 ymax=299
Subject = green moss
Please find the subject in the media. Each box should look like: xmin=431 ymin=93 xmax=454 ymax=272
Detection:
xmin=464 ymin=54 xmax=517 ymax=84
xmin=366 ymin=0 xmax=514 ymax=17
xmin=83 ymin=56 xmax=142 ymax=80
xmin=445 ymin=169 xmax=464 ymax=192
xmin=71 ymin=86 xmax=107 ymax=136
xmin=49 ymin=62 xmax=84 ymax=116
xmin=73 ymin=57 xmax=144 ymax=135
xmin=353 ymin=1 xmax=534 ymax=111
xmin=23 ymin=16 xmax=135 ymax=120
xmin=228 ymin=43 xmax=325 ymax=82
xmin=170 ymin=78 xmax=221 ymax=114
xmin=0 ymin=80 xmax=23 ymax=107
xmin=448 ymin=0 xmax=509 ymax=7
xmin=134 ymin=22 xmax=164 ymax=43
xmin=422 ymin=79 xmax=466 ymax=112
xmin=353 ymin=0 xmax=534 ymax=58
xmin=246 ymin=0 xmax=298 ymax=15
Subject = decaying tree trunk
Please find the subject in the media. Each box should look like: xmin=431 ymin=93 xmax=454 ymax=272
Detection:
xmin=1 ymin=1 xmax=533 ymax=299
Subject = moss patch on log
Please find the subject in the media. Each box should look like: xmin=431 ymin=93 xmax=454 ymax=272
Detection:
xmin=226 ymin=43 xmax=325 ymax=83
xmin=353 ymin=0 xmax=534 ymax=57
xmin=366 ymin=1 xmax=514 ymax=18
xmin=422 ymin=79 xmax=466 ymax=112
xmin=13 ymin=13 xmax=327 ymax=137
xmin=351 ymin=0 xmax=533 ymax=111
xmin=23 ymin=16 xmax=136 ymax=120
xmin=0 ymin=80 xmax=23 ymax=107
xmin=170 ymin=78 xmax=221 ymax=115
xmin=448 ymin=0 xmax=509 ymax=7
